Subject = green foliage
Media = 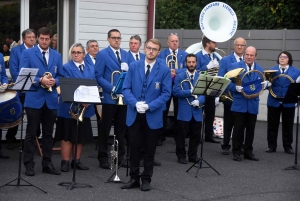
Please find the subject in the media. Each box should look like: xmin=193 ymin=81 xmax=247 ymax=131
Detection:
xmin=155 ymin=0 xmax=300 ymax=29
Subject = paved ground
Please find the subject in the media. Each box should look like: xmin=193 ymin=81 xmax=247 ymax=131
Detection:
xmin=0 ymin=121 xmax=299 ymax=201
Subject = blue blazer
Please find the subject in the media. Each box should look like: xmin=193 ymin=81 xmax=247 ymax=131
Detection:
xmin=57 ymin=61 xmax=96 ymax=118
xmin=173 ymin=71 xmax=205 ymax=122
xmin=267 ymin=65 xmax=300 ymax=108
xmin=84 ymin=53 xmax=95 ymax=67
xmin=0 ymin=54 xmax=8 ymax=84
xmin=122 ymin=59 xmax=172 ymax=129
xmin=94 ymin=46 xmax=130 ymax=104
xmin=195 ymin=50 xmax=220 ymax=71
xmin=228 ymin=61 xmax=264 ymax=114
xmin=9 ymin=43 xmax=27 ymax=82
xmin=158 ymin=48 xmax=188 ymax=74
xmin=19 ymin=46 xmax=63 ymax=109
xmin=128 ymin=51 xmax=146 ymax=64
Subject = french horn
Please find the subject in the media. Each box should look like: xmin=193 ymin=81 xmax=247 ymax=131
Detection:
xmin=238 ymin=70 xmax=265 ymax=99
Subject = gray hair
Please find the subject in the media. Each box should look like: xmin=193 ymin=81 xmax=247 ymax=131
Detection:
xmin=68 ymin=43 xmax=85 ymax=60
xmin=86 ymin=39 xmax=98 ymax=48
xmin=21 ymin=29 xmax=36 ymax=39
xmin=129 ymin=35 xmax=142 ymax=44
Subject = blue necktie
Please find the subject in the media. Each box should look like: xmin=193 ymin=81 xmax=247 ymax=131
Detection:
xmin=116 ymin=51 xmax=121 ymax=64
xmin=145 ymin=65 xmax=150 ymax=78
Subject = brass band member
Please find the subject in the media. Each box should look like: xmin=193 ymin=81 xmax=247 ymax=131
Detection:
xmin=173 ymin=54 xmax=205 ymax=164
xmin=266 ymin=51 xmax=300 ymax=154
xmin=55 ymin=43 xmax=95 ymax=172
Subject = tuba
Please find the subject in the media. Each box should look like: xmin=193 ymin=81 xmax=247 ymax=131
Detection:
xmin=111 ymin=71 xmax=124 ymax=105
xmin=69 ymin=103 xmax=86 ymax=122
xmin=110 ymin=135 xmax=121 ymax=182
xmin=41 ymin=72 xmax=53 ymax=92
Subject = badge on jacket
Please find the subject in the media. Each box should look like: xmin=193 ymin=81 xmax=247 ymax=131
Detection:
xmin=155 ymin=82 xmax=160 ymax=90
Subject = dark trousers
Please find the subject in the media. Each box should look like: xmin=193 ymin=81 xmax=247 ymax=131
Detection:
xmin=23 ymin=104 xmax=57 ymax=168
xmin=221 ymin=103 xmax=235 ymax=149
xmin=204 ymin=96 xmax=216 ymax=140
xmin=128 ymin=113 xmax=159 ymax=182
xmin=232 ymin=112 xmax=257 ymax=155
xmin=0 ymin=129 xmax=2 ymax=151
xmin=267 ymin=105 xmax=295 ymax=150
xmin=176 ymin=118 xmax=202 ymax=160
xmin=97 ymin=104 xmax=126 ymax=163
xmin=161 ymin=95 xmax=178 ymax=140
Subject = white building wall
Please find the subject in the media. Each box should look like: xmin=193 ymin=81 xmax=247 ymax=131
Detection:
xmin=78 ymin=0 xmax=148 ymax=50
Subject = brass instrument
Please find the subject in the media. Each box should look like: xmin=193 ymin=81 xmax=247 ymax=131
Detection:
xmin=110 ymin=135 xmax=121 ymax=182
xmin=237 ymin=70 xmax=265 ymax=99
xmin=180 ymin=72 xmax=202 ymax=108
xmin=41 ymin=72 xmax=53 ymax=92
xmin=69 ymin=104 xmax=86 ymax=122
xmin=166 ymin=54 xmax=178 ymax=69
xmin=111 ymin=71 xmax=124 ymax=105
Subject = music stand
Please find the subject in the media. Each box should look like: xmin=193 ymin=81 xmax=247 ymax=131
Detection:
xmin=186 ymin=75 xmax=229 ymax=177
xmin=282 ymin=83 xmax=300 ymax=170
xmin=58 ymin=77 xmax=100 ymax=190
xmin=0 ymin=71 xmax=46 ymax=193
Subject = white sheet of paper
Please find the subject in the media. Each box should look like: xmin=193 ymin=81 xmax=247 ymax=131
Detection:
xmin=74 ymin=85 xmax=101 ymax=103
xmin=11 ymin=68 xmax=39 ymax=90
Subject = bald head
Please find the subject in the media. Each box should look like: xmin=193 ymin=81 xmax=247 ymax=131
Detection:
xmin=244 ymin=46 xmax=257 ymax=66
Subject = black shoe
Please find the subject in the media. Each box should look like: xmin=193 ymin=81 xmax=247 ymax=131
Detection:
xmin=266 ymin=148 xmax=276 ymax=153
xmin=178 ymin=158 xmax=187 ymax=164
xmin=25 ymin=165 xmax=35 ymax=176
xmin=121 ymin=179 xmax=140 ymax=189
xmin=233 ymin=153 xmax=242 ymax=161
xmin=99 ymin=161 xmax=110 ymax=169
xmin=205 ymin=138 xmax=220 ymax=143
xmin=188 ymin=158 xmax=198 ymax=163
xmin=153 ymin=159 xmax=161 ymax=166
xmin=6 ymin=143 xmax=15 ymax=150
xmin=0 ymin=150 xmax=10 ymax=159
xmin=222 ymin=148 xmax=230 ymax=155
xmin=61 ymin=160 xmax=70 ymax=172
xmin=141 ymin=180 xmax=151 ymax=191
xmin=71 ymin=160 xmax=89 ymax=170
xmin=42 ymin=164 xmax=61 ymax=175
xmin=244 ymin=154 xmax=259 ymax=161
xmin=139 ymin=159 xmax=144 ymax=167
xmin=284 ymin=148 xmax=294 ymax=154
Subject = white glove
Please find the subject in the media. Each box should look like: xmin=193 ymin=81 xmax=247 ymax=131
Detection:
xmin=121 ymin=62 xmax=129 ymax=71
xmin=296 ymin=76 xmax=300 ymax=83
xmin=207 ymin=61 xmax=214 ymax=69
xmin=215 ymin=97 xmax=220 ymax=106
xmin=140 ymin=103 xmax=149 ymax=111
xmin=0 ymin=84 xmax=7 ymax=93
xmin=116 ymin=94 xmax=124 ymax=98
xmin=213 ymin=59 xmax=219 ymax=68
xmin=236 ymin=86 xmax=243 ymax=92
xmin=191 ymin=100 xmax=200 ymax=107
xmin=261 ymin=81 xmax=271 ymax=89
xmin=136 ymin=101 xmax=146 ymax=113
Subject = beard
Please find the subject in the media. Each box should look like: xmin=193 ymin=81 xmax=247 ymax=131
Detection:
xmin=187 ymin=66 xmax=195 ymax=73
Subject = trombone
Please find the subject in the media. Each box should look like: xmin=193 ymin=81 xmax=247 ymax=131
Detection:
xmin=111 ymin=71 xmax=124 ymax=105
xmin=166 ymin=54 xmax=178 ymax=69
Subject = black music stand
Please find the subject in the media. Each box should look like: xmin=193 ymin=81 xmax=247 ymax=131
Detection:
xmin=282 ymin=83 xmax=300 ymax=170
xmin=0 ymin=72 xmax=46 ymax=193
xmin=186 ymin=75 xmax=229 ymax=177
xmin=58 ymin=77 xmax=100 ymax=190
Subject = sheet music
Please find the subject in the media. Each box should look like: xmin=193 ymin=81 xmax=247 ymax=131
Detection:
xmin=11 ymin=68 xmax=39 ymax=90
xmin=74 ymin=85 xmax=101 ymax=103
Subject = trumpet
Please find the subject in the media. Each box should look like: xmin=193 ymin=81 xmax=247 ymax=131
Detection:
xmin=69 ymin=104 xmax=86 ymax=122
xmin=41 ymin=72 xmax=53 ymax=92
xmin=166 ymin=54 xmax=178 ymax=69
xmin=110 ymin=135 xmax=121 ymax=182
xmin=180 ymin=73 xmax=202 ymax=108
xmin=111 ymin=71 xmax=124 ymax=105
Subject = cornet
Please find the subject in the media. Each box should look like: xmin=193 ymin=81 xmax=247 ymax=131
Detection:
xmin=110 ymin=135 xmax=121 ymax=182
xmin=41 ymin=72 xmax=53 ymax=92
xmin=69 ymin=104 xmax=86 ymax=122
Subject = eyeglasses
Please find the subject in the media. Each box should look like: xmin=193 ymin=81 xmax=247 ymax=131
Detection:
xmin=234 ymin=44 xmax=246 ymax=47
xmin=169 ymin=33 xmax=178 ymax=36
xmin=110 ymin=37 xmax=122 ymax=40
xmin=71 ymin=51 xmax=84 ymax=55
xmin=146 ymin=46 xmax=159 ymax=52
xmin=279 ymin=56 xmax=288 ymax=59
xmin=39 ymin=37 xmax=50 ymax=41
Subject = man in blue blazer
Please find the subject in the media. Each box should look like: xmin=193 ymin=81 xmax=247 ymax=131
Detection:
xmin=266 ymin=51 xmax=300 ymax=154
xmin=0 ymin=53 xmax=9 ymax=159
xmin=195 ymin=36 xmax=220 ymax=143
xmin=173 ymin=54 xmax=205 ymax=164
xmin=84 ymin=39 xmax=99 ymax=67
xmin=157 ymin=33 xmax=188 ymax=145
xmin=128 ymin=35 xmax=145 ymax=64
xmin=121 ymin=38 xmax=172 ymax=191
xmin=228 ymin=46 xmax=264 ymax=162
xmin=5 ymin=29 xmax=36 ymax=150
xmin=218 ymin=37 xmax=247 ymax=155
xmin=95 ymin=29 xmax=130 ymax=169
xmin=20 ymin=27 xmax=63 ymax=176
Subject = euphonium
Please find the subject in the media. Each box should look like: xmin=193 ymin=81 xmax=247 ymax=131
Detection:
xmin=69 ymin=104 xmax=86 ymax=122
xmin=41 ymin=72 xmax=53 ymax=92
xmin=110 ymin=135 xmax=121 ymax=182
xmin=166 ymin=54 xmax=178 ymax=69
xmin=111 ymin=71 xmax=124 ymax=105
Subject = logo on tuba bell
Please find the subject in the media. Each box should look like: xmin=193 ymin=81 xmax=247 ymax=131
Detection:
xmin=10 ymin=108 xmax=15 ymax=115
xmin=250 ymin=84 xmax=255 ymax=91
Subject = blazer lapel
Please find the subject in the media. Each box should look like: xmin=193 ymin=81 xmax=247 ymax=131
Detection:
xmin=108 ymin=46 xmax=120 ymax=66
xmin=147 ymin=62 xmax=159 ymax=87
xmin=47 ymin=49 xmax=54 ymax=70
xmin=71 ymin=62 xmax=83 ymax=78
